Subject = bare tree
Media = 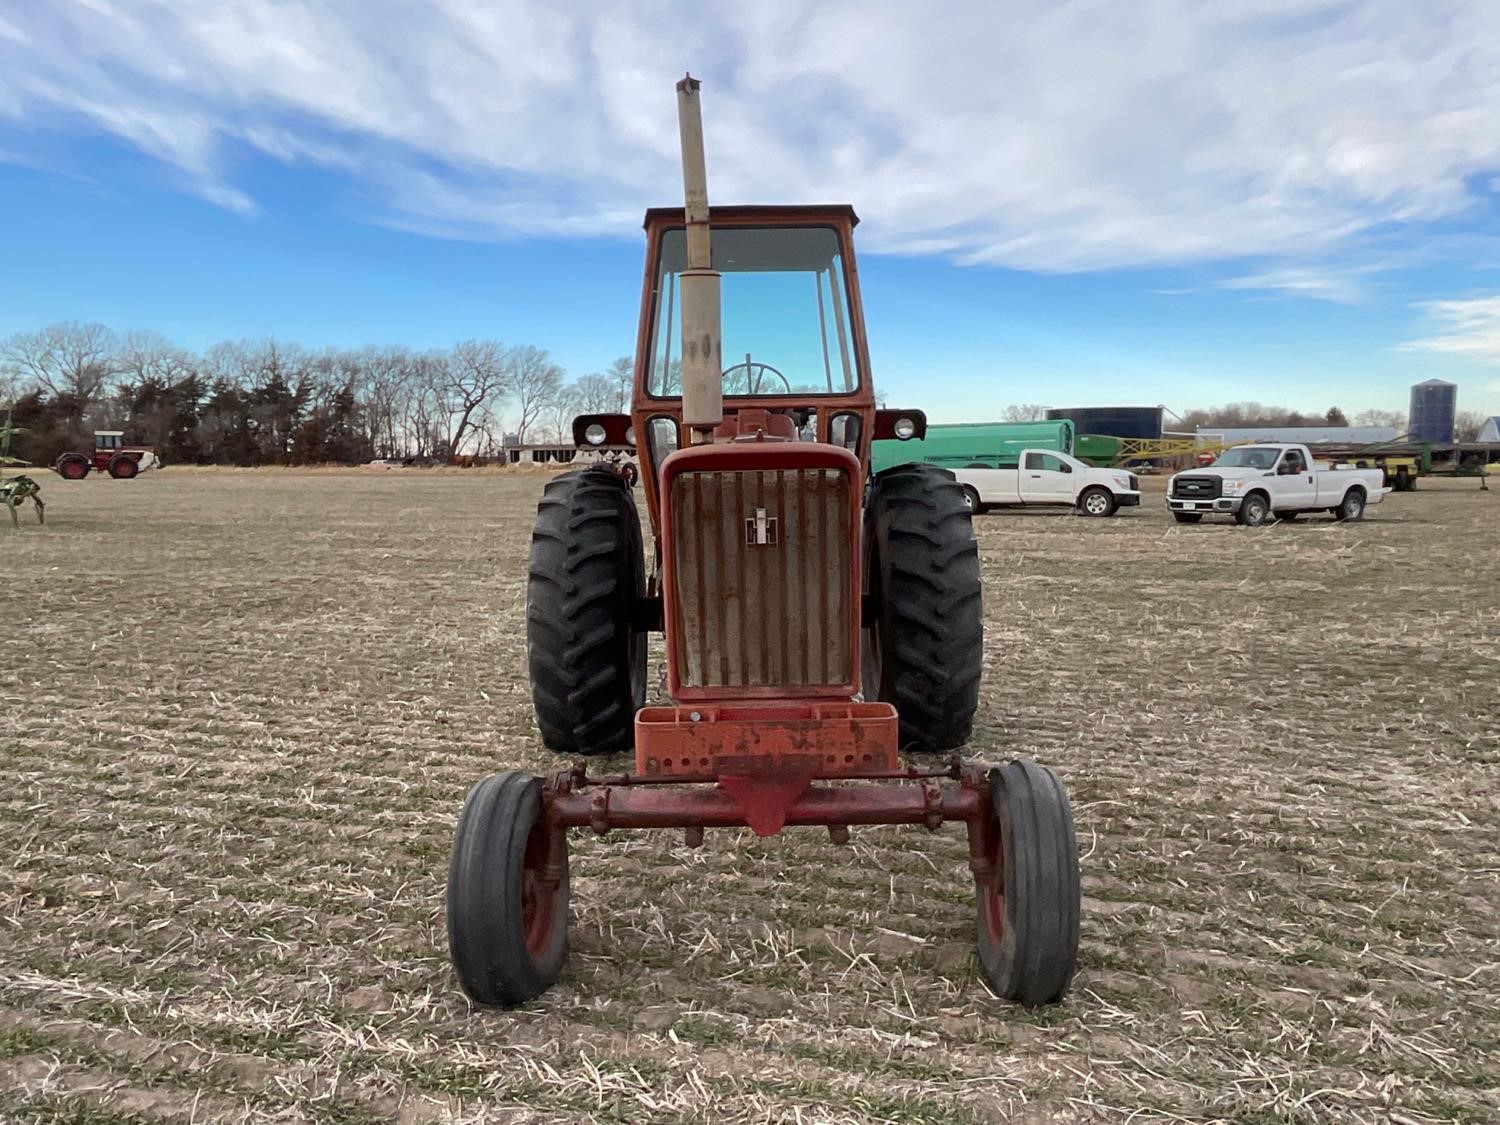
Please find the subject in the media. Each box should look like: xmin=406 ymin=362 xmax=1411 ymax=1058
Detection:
xmin=1454 ymin=410 xmax=1487 ymax=442
xmin=1 ymin=322 xmax=119 ymax=404
xmin=1352 ymin=408 xmax=1406 ymax=430
xmin=506 ymin=345 xmax=564 ymax=444
xmin=572 ymin=373 xmax=619 ymax=415
xmin=442 ymin=340 xmax=509 ymax=456
xmin=606 ymin=356 xmax=633 ymax=412
xmin=1002 ymin=403 xmax=1047 ymax=422
xmin=545 ymin=383 xmax=583 ymax=443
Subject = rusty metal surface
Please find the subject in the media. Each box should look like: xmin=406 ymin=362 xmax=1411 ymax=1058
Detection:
xmin=547 ymin=780 xmax=984 ymax=833
xmin=669 ymin=466 xmax=852 ymax=692
xmin=634 ymin=701 xmax=898 ymax=778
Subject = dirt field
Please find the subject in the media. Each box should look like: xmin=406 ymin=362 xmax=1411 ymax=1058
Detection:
xmin=3 ymin=469 xmax=1497 ymax=1123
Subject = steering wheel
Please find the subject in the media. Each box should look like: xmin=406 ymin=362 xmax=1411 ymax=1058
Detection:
xmin=721 ymin=359 xmax=792 ymax=395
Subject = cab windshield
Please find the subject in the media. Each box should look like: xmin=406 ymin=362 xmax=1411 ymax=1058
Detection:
xmin=646 ymin=225 xmax=860 ymax=397
xmin=1213 ymin=447 xmax=1280 ymax=469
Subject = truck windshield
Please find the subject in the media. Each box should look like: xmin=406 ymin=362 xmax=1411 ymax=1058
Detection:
xmin=646 ymin=226 xmax=860 ymax=397
xmin=1213 ymin=448 xmax=1280 ymax=469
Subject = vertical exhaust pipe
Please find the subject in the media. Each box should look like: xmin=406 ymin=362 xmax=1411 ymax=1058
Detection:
xmin=675 ymin=74 xmax=723 ymax=439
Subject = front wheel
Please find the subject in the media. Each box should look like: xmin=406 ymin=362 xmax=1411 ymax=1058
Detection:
xmin=108 ymin=455 xmax=139 ymax=480
xmin=961 ymin=485 xmax=982 ymax=514
xmin=975 ymin=759 xmax=1080 ymax=1006
xmin=1078 ymin=487 xmax=1115 ymax=517
xmin=447 ymin=772 xmax=570 ymax=1007
xmin=1333 ymin=489 xmax=1366 ymax=521
xmin=1235 ymin=492 xmax=1271 ymax=526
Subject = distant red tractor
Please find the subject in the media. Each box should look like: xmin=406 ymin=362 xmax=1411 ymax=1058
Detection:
xmin=54 ymin=431 xmax=160 ymax=480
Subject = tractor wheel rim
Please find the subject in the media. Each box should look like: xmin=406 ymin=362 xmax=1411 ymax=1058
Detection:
xmin=980 ymin=811 xmax=1005 ymax=942
xmin=521 ymin=823 xmax=558 ymax=959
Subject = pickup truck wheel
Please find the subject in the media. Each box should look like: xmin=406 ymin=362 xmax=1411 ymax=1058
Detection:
xmin=1235 ymin=492 xmax=1270 ymax=527
xmin=1078 ymin=487 xmax=1115 ymax=517
xmin=961 ymin=485 xmax=982 ymax=514
xmin=1334 ymin=489 xmax=1366 ymax=522
xmin=1171 ymin=512 xmax=1202 ymax=524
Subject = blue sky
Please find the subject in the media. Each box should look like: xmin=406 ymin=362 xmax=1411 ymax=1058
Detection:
xmin=3 ymin=1 xmax=1500 ymax=422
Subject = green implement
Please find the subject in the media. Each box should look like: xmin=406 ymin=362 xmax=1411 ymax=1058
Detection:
xmin=1 ymin=474 xmax=44 ymax=529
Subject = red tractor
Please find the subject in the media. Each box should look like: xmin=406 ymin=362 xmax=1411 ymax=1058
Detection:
xmin=54 ymin=431 xmax=160 ymax=480
xmin=447 ymin=78 xmax=1080 ymax=1008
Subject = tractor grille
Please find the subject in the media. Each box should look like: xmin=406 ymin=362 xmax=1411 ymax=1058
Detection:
xmin=669 ymin=467 xmax=852 ymax=690
xmin=1172 ymin=475 xmax=1221 ymax=499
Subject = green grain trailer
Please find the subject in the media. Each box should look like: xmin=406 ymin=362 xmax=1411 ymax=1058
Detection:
xmin=871 ymin=419 xmax=1075 ymax=473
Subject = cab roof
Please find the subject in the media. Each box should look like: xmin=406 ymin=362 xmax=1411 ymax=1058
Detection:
xmin=643 ymin=204 xmax=859 ymax=228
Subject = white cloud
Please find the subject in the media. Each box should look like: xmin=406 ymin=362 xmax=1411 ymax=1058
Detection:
xmin=1218 ymin=266 xmax=1373 ymax=304
xmin=1402 ymin=296 xmax=1500 ymax=363
xmin=1 ymin=1 xmax=1499 ymax=274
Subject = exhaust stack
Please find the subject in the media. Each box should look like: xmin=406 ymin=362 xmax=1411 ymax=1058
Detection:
xmin=675 ymin=74 xmax=723 ymax=438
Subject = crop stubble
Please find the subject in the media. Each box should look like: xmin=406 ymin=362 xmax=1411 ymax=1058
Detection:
xmin=1 ymin=471 xmax=1497 ymax=1123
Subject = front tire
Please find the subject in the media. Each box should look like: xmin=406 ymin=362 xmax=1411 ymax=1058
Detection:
xmin=1333 ymin=489 xmax=1366 ymax=522
xmin=447 ymin=772 xmax=569 ymax=1007
xmin=107 ymin=455 xmax=139 ymax=480
xmin=527 ymin=468 xmax=646 ymax=756
xmin=1235 ymin=492 xmax=1271 ymax=526
xmin=976 ymin=759 xmax=1080 ymax=1006
xmin=961 ymin=485 xmax=982 ymax=514
xmin=1078 ymin=487 xmax=1115 ymax=517
xmin=863 ymin=464 xmax=983 ymax=753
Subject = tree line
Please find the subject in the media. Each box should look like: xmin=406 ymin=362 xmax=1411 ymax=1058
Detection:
xmin=0 ymin=322 xmax=633 ymax=467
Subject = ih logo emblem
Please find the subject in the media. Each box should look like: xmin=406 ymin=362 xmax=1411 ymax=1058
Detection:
xmin=746 ymin=506 xmax=779 ymax=545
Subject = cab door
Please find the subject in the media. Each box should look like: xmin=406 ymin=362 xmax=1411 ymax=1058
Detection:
xmin=1273 ymin=449 xmax=1316 ymax=509
xmin=1020 ymin=451 xmax=1076 ymax=504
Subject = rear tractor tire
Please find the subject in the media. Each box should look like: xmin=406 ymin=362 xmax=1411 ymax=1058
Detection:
xmin=1235 ymin=491 xmax=1271 ymax=527
xmin=863 ymin=464 xmax=983 ymax=753
xmin=55 ymin=454 xmax=90 ymax=480
xmin=527 ymin=468 xmax=646 ymax=756
xmin=447 ymin=771 xmax=570 ymax=1007
xmin=1333 ymin=488 xmax=1366 ymax=522
xmin=976 ymin=758 xmax=1080 ymax=1006
xmin=1078 ymin=487 xmax=1115 ymax=517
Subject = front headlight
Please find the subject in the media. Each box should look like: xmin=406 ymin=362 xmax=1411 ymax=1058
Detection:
xmin=1223 ymin=479 xmax=1247 ymax=492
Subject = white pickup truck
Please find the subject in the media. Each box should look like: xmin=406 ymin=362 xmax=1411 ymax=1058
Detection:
xmin=954 ymin=450 xmax=1142 ymax=517
xmin=1167 ymin=443 xmax=1389 ymax=526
